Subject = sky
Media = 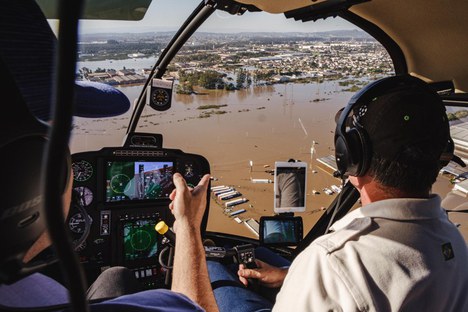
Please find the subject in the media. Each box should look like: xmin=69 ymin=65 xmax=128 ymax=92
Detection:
xmin=74 ymin=0 xmax=357 ymax=34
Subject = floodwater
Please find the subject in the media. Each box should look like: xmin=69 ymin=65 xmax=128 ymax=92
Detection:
xmin=70 ymin=80 xmax=454 ymax=238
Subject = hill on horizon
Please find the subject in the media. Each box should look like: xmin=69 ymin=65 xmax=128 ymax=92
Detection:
xmin=80 ymin=29 xmax=371 ymax=42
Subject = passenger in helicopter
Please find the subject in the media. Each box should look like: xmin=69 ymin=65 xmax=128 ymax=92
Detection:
xmin=201 ymin=75 xmax=468 ymax=311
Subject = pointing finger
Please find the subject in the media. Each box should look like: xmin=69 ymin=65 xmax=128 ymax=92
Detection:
xmin=173 ymin=173 xmax=188 ymax=191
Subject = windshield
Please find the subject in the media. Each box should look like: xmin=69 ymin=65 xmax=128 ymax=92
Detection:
xmin=68 ymin=0 xmax=430 ymax=239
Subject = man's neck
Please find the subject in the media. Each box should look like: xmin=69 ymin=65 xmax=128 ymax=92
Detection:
xmin=353 ymin=176 xmax=429 ymax=206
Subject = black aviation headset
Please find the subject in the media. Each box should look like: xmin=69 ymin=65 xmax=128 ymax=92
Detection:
xmin=0 ymin=0 xmax=72 ymax=282
xmin=0 ymin=0 xmax=94 ymax=308
xmin=0 ymin=59 xmax=71 ymax=283
xmin=334 ymin=75 xmax=457 ymax=179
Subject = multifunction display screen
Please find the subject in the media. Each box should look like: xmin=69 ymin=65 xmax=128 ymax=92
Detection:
xmin=106 ymin=161 xmax=174 ymax=202
xmin=123 ymin=218 xmax=158 ymax=261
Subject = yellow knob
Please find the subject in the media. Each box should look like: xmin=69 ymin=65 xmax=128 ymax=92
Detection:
xmin=155 ymin=221 xmax=169 ymax=235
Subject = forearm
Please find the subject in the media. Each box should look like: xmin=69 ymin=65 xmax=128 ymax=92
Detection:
xmin=172 ymin=221 xmax=218 ymax=312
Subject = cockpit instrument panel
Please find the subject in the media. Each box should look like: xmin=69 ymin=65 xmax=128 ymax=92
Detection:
xmin=72 ymin=160 xmax=94 ymax=182
xmin=105 ymin=160 xmax=174 ymax=202
xmin=68 ymin=147 xmax=210 ymax=289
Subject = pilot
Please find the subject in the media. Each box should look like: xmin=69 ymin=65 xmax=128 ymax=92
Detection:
xmin=0 ymin=73 xmax=214 ymax=310
xmin=0 ymin=0 xmax=216 ymax=309
xmin=176 ymin=75 xmax=468 ymax=311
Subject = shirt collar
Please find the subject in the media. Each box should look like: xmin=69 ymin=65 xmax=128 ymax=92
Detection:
xmin=330 ymin=194 xmax=444 ymax=232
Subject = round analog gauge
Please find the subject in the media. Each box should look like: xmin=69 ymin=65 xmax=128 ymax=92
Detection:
xmin=72 ymin=160 xmax=94 ymax=182
xmin=68 ymin=212 xmax=88 ymax=234
xmin=74 ymin=186 xmax=93 ymax=207
xmin=151 ymin=89 xmax=169 ymax=107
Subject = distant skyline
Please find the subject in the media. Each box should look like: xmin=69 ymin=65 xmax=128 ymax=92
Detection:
xmin=67 ymin=0 xmax=357 ymax=35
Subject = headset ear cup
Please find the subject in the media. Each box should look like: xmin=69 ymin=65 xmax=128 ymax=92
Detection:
xmin=439 ymin=137 xmax=455 ymax=168
xmin=0 ymin=136 xmax=47 ymax=270
xmin=345 ymin=128 xmax=363 ymax=176
xmin=335 ymin=134 xmax=351 ymax=176
xmin=354 ymin=127 xmax=372 ymax=176
xmin=335 ymin=129 xmax=367 ymax=177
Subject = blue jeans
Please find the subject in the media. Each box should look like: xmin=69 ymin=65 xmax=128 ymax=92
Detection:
xmin=207 ymin=247 xmax=291 ymax=312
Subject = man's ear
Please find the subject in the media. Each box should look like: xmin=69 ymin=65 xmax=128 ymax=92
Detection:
xmin=349 ymin=175 xmax=373 ymax=190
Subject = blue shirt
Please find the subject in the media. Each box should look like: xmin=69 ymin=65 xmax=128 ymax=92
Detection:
xmin=0 ymin=273 xmax=204 ymax=311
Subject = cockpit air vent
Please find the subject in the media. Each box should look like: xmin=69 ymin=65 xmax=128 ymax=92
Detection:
xmin=284 ymin=0 xmax=369 ymax=22
xmin=113 ymin=150 xmax=167 ymax=157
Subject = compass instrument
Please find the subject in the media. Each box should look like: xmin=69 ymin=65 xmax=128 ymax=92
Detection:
xmin=151 ymin=89 xmax=169 ymax=107
xmin=147 ymin=78 xmax=173 ymax=111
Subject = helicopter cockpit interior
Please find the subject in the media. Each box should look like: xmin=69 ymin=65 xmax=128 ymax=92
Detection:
xmin=1 ymin=0 xmax=467 ymax=310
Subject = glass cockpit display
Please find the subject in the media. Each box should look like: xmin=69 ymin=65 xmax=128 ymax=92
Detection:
xmin=106 ymin=161 xmax=174 ymax=202
xmin=123 ymin=218 xmax=158 ymax=261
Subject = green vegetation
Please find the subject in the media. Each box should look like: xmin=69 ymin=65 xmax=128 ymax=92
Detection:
xmin=343 ymin=85 xmax=361 ymax=92
xmin=236 ymin=68 xmax=251 ymax=89
xmin=174 ymin=53 xmax=221 ymax=66
xmin=253 ymin=70 xmax=276 ymax=82
xmin=178 ymin=70 xmax=226 ymax=93
xmin=312 ymin=98 xmax=330 ymax=102
xmin=197 ymin=104 xmax=228 ymax=110
xmin=198 ymin=110 xmax=228 ymax=118
xmin=447 ymin=110 xmax=468 ymax=121
xmin=339 ymin=79 xmax=362 ymax=86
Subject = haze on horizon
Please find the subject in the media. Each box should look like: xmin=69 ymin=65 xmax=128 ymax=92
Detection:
xmin=72 ymin=0 xmax=357 ymax=35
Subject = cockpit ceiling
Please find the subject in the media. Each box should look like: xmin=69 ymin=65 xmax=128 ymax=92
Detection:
xmin=235 ymin=0 xmax=324 ymax=14
xmin=36 ymin=0 xmax=152 ymax=20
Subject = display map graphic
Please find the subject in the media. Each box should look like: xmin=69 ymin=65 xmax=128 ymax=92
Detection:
xmin=123 ymin=219 xmax=158 ymax=261
xmin=106 ymin=161 xmax=174 ymax=202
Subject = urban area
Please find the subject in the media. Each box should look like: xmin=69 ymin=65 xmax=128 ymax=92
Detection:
xmin=78 ymin=31 xmax=393 ymax=92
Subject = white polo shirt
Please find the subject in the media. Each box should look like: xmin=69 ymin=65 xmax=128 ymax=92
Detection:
xmin=274 ymin=195 xmax=468 ymax=311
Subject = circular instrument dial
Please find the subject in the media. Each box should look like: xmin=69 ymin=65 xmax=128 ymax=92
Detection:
xmin=74 ymin=186 xmax=94 ymax=207
xmin=151 ymin=89 xmax=170 ymax=107
xmin=68 ymin=212 xmax=88 ymax=233
xmin=110 ymin=174 xmax=131 ymax=194
xmin=72 ymin=160 xmax=94 ymax=182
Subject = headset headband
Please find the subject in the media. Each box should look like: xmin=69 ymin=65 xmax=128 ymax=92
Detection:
xmin=334 ymin=75 xmax=455 ymax=178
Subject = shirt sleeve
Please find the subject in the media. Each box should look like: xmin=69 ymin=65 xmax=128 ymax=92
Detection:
xmin=273 ymin=243 xmax=360 ymax=312
xmin=0 ymin=273 xmax=69 ymax=307
xmin=90 ymin=289 xmax=205 ymax=312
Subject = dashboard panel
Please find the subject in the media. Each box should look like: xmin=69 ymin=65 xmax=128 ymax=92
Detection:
xmin=68 ymin=147 xmax=210 ymax=289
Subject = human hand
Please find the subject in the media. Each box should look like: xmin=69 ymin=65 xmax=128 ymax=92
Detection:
xmin=169 ymin=173 xmax=210 ymax=233
xmin=238 ymin=259 xmax=288 ymax=288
